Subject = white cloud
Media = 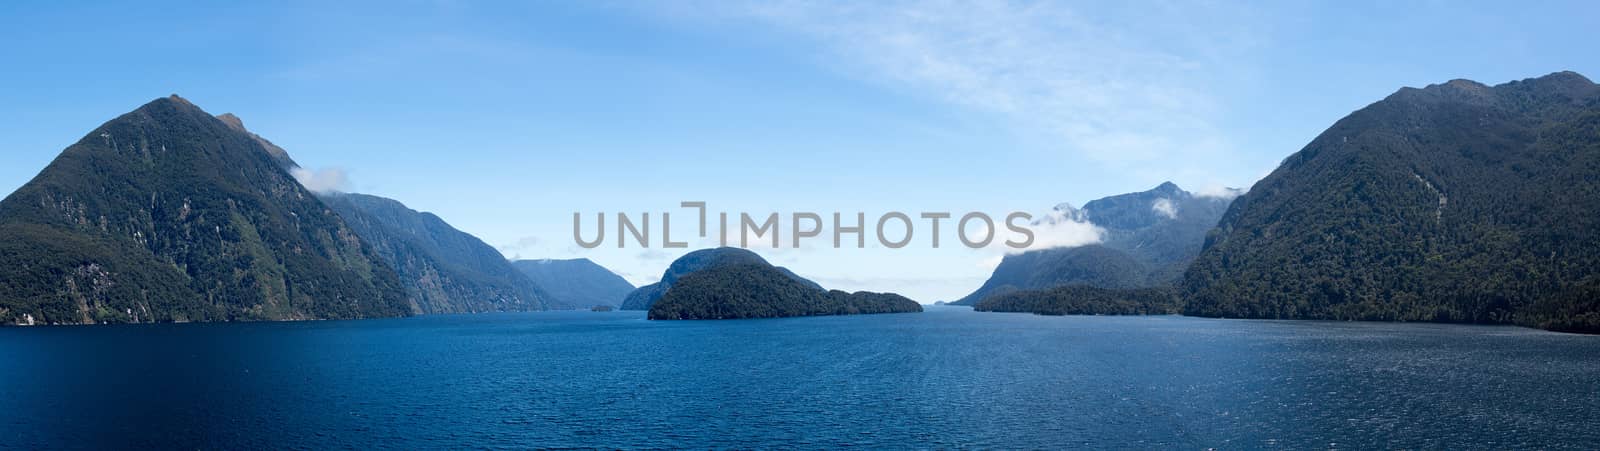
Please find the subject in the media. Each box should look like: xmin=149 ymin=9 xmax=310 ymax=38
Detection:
xmin=660 ymin=0 xmax=1255 ymax=168
xmin=966 ymin=208 xmax=1103 ymax=255
xmin=291 ymin=167 xmax=349 ymax=193
xmin=1023 ymin=209 xmax=1103 ymax=251
xmin=1194 ymin=185 xmax=1247 ymax=200
xmin=1151 ymin=198 xmax=1177 ymax=218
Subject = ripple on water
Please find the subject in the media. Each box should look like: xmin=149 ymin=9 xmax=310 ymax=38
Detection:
xmin=0 ymin=310 xmax=1598 ymax=448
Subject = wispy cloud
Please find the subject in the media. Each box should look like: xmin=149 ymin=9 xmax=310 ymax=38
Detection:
xmin=291 ymin=167 xmax=350 ymax=193
xmin=656 ymin=0 xmax=1256 ymax=169
xmin=496 ymin=236 xmax=542 ymax=259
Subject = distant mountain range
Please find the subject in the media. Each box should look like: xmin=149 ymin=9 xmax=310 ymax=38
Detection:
xmin=952 ymin=182 xmax=1234 ymax=306
xmin=1184 ymin=71 xmax=1600 ymax=333
xmin=620 ymin=247 xmax=821 ymax=311
xmin=644 ymin=249 xmax=921 ymax=320
xmin=0 ymin=96 xmax=410 ymax=324
xmin=512 ymin=259 xmax=634 ymax=309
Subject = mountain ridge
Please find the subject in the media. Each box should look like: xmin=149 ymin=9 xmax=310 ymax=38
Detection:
xmin=319 ymin=191 xmax=550 ymax=314
xmin=512 ymin=258 xmax=634 ymax=309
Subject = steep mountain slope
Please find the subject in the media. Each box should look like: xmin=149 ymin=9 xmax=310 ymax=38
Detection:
xmin=1183 ymin=71 xmax=1600 ymax=333
xmin=320 ymin=192 xmax=548 ymax=314
xmin=512 ymin=259 xmax=635 ymax=310
xmin=0 ymin=96 xmax=410 ymax=325
xmin=1081 ymin=182 xmax=1237 ymax=280
xmin=956 ymin=245 xmax=1150 ymax=305
xmin=648 ymin=263 xmax=921 ymax=320
xmin=215 ymin=113 xmax=297 ymax=168
xmin=619 ymin=247 xmax=821 ymax=311
xmin=953 ymin=182 xmax=1233 ymax=305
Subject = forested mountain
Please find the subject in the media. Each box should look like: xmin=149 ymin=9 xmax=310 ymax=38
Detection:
xmin=954 ymin=182 xmax=1234 ymax=306
xmin=620 ymin=247 xmax=821 ymax=311
xmin=648 ymin=263 xmax=921 ymax=320
xmin=974 ymin=285 xmax=1179 ymax=316
xmin=512 ymin=258 xmax=634 ymax=309
xmin=1183 ymin=71 xmax=1600 ymax=333
xmin=320 ymin=192 xmax=549 ymax=314
xmin=0 ymin=96 xmax=410 ymax=325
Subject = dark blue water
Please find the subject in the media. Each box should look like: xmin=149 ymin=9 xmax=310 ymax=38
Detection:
xmin=3 ymin=306 xmax=1599 ymax=449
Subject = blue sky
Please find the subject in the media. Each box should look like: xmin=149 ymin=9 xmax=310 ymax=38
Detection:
xmin=2 ymin=1 xmax=1597 ymax=301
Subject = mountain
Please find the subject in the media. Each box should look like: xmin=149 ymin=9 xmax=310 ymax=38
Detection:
xmin=0 ymin=96 xmax=410 ymax=325
xmin=1182 ymin=71 xmax=1600 ymax=333
xmin=319 ymin=192 xmax=548 ymax=314
xmin=974 ymin=285 xmax=1179 ymax=316
xmin=214 ymin=113 xmax=297 ymax=168
xmin=619 ymin=247 xmax=822 ymax=311
xmin=648 ymin=263 xmax=921 ymax=320
xmin=512 ymin=258 xmax=634 ymax=309
xmin=953 ymin=182 xmax=1234 ymax=306
xmin=214 ymin=114 xmax=554 ymax=314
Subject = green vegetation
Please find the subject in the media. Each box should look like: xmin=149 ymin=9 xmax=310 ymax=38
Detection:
xmin=0 ymin=96 xmax=410 ymax=325
xmin=648 ymin=264 xmax=922 ymax=320
xmin=622 ymin=247 xmax=819 ymax=311
xmin=1183 ymin=72 xmax=1600 ymax=333
xmin=974 ymin=285 xmax=1180 ymax=316
xmin=955 ymin=244 xmax=1151 ymax=307
xmin=321 ymin=193 xmax=549 ymax=314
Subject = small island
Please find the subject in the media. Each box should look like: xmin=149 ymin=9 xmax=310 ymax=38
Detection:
xmin=973 ymin=285 xmax=1178 ymax=316
xmin=590 ymin=305 xmax=614 ymax=312
xmin=648 ymin=263 xmax=922 ymax=320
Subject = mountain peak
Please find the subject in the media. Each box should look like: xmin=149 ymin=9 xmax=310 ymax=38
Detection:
xmin=133 ymin=94 xmax=208 ymax=117
xmin=1531 ymin=70 xmax=1594 ymax=87
xmin=1399 ymin=78 xmax=1495 ymax=105
xmin=216 ymin=113 xmax=247 ymax=132
xmin=1504 ymin=70 xmax=1598 ymax=98
xmin=0 ymin=96 xmax=411 ymax=324
xmin=206 ymin=112 xmax=298 ymax=168
xmin=1152 ymin=181 xmax=1184 ymax=196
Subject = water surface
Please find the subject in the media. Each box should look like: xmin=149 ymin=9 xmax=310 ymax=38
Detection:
xmin=3 ymin=306 xmax=1598 ymax=448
